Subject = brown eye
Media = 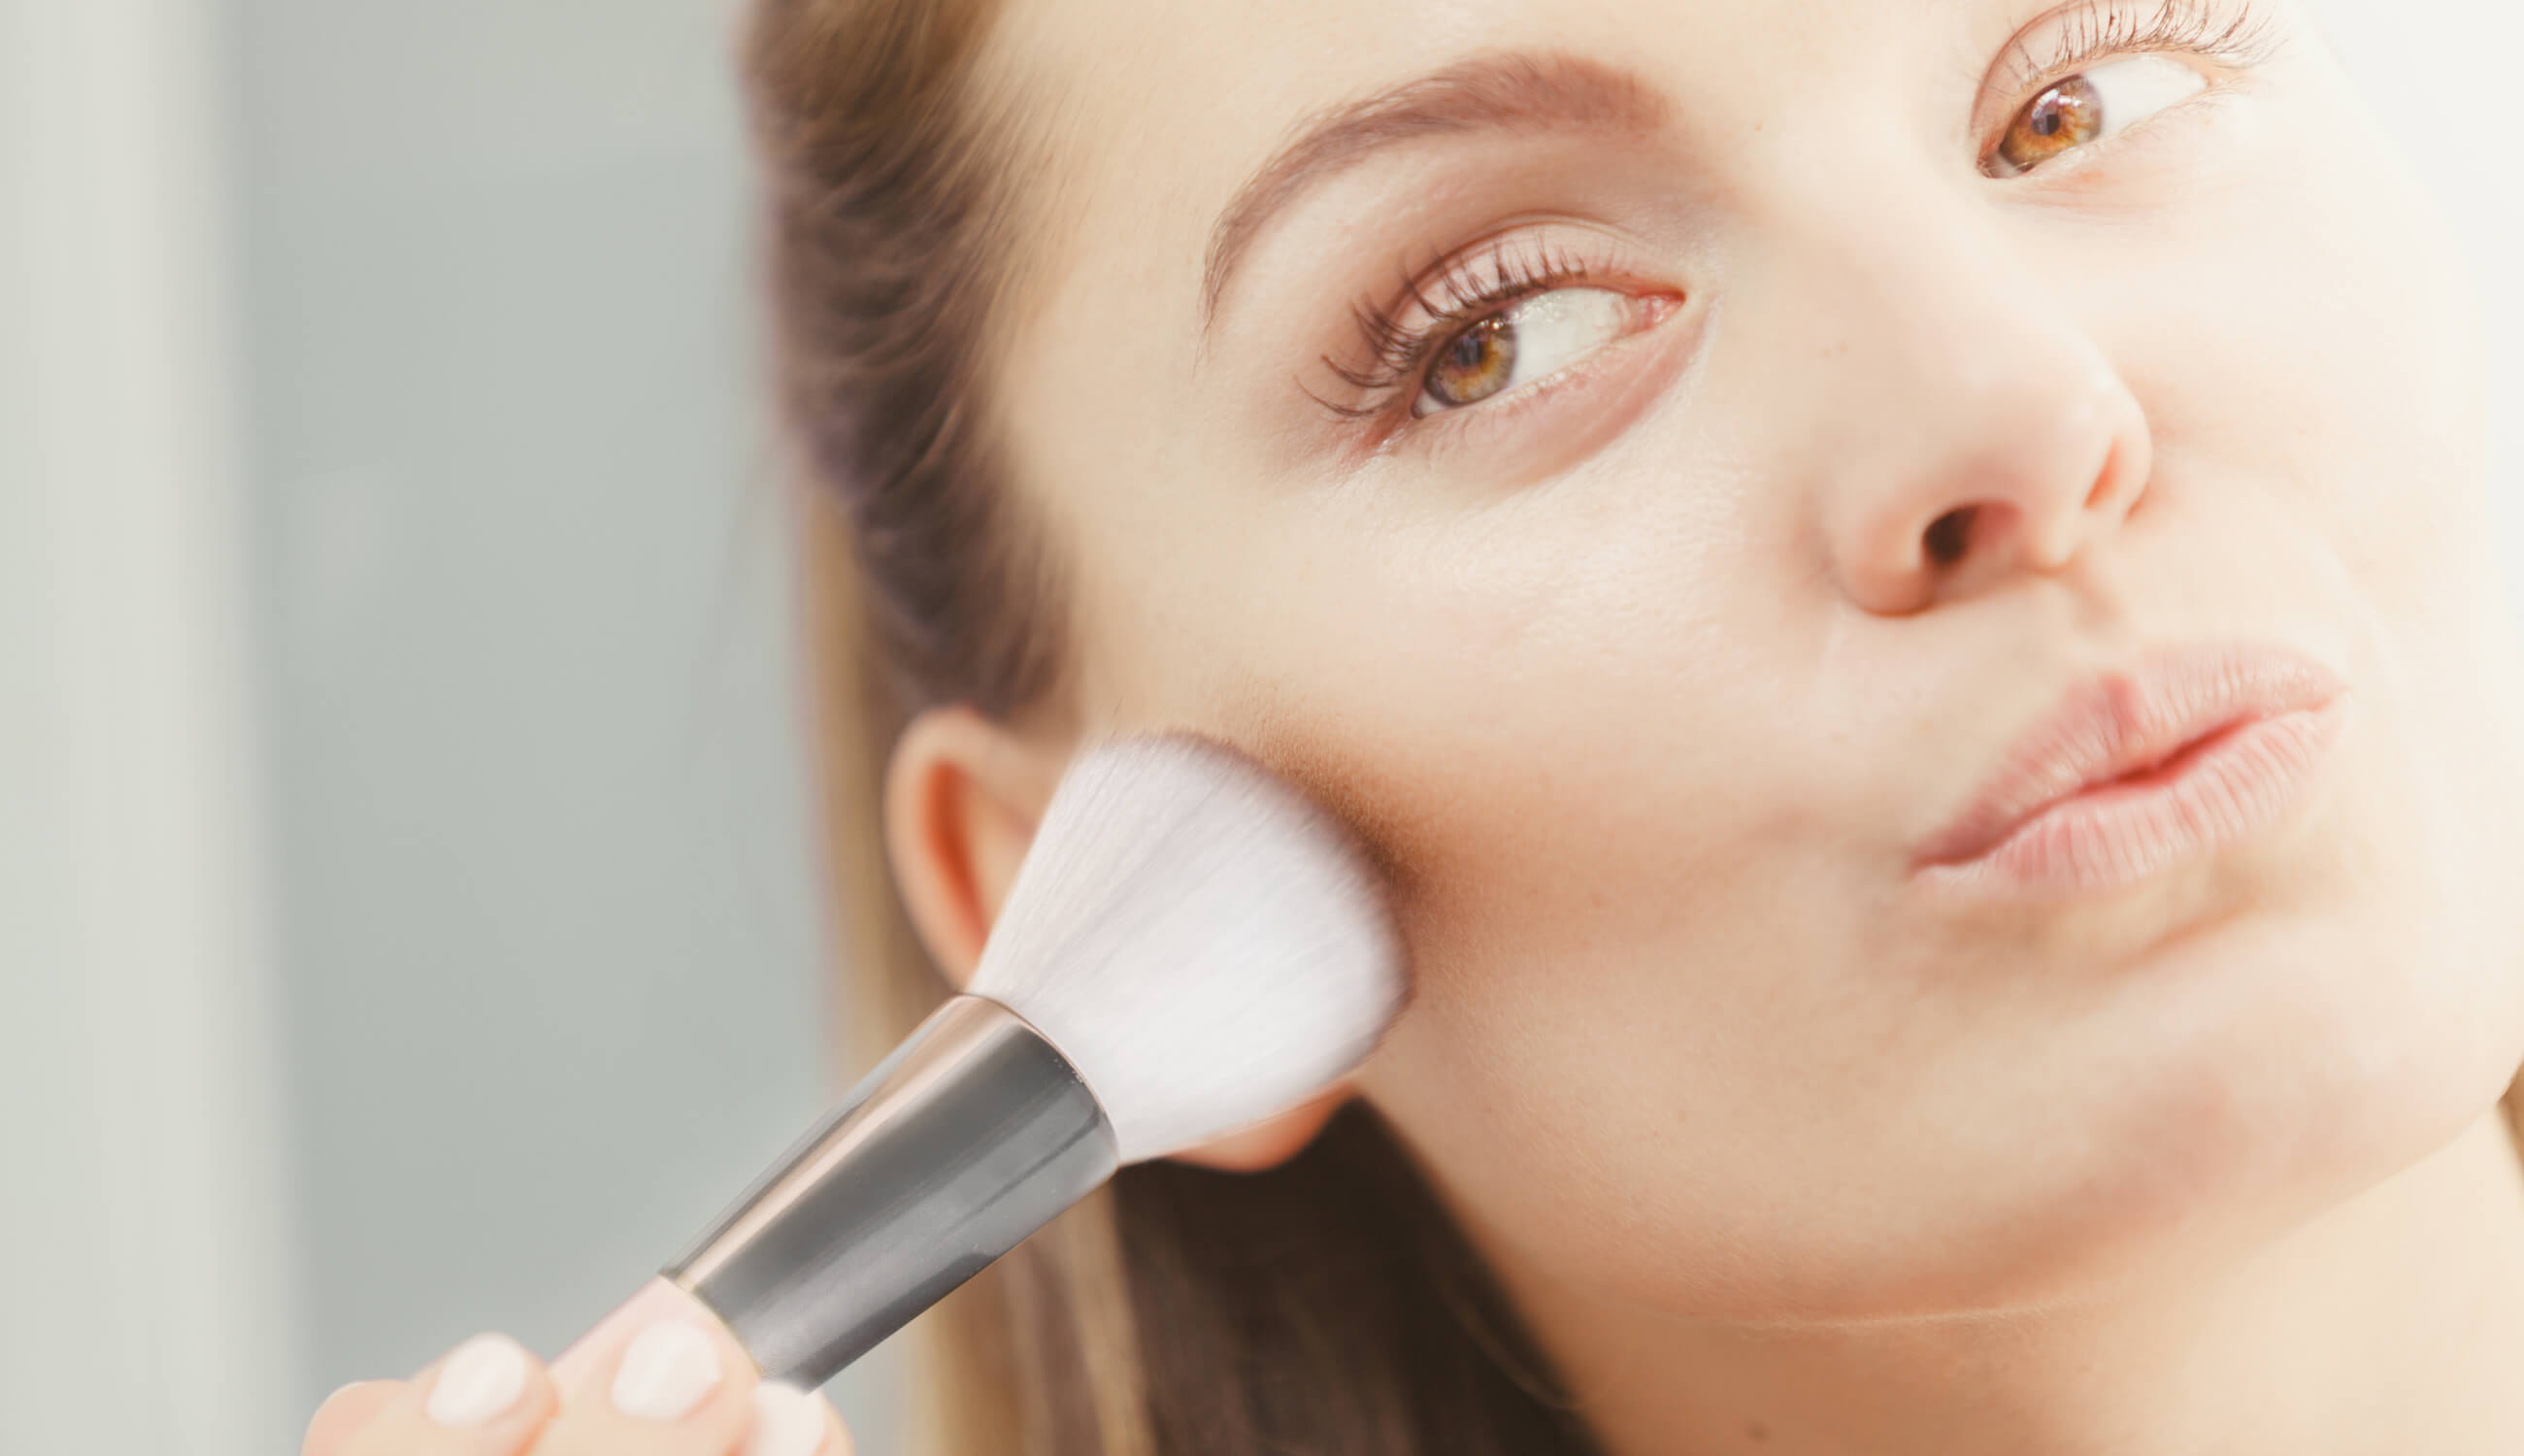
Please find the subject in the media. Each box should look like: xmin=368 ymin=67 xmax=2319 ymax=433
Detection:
xmin=1407 ymin=286 xmax=1647 ymax=419
xmin=1996 ymin=73 xmax=2102 ymax=174
xmin=1424 ymin=313 xmax=1518 ymax=410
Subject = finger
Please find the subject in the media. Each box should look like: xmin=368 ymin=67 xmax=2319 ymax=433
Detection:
xmin=742 ymin=1380 xmax=853 ymax=1456
xmin=303 ymin=1380 xmax=402 ymax=1456
xmin=535 ymin=1281 xmax=759 ymax=1456
xmin=337 ymin=1333 xmax=557 ymax=1456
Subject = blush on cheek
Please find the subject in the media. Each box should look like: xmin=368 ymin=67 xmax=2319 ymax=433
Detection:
xmin=1205 ymin=680 xmax=1596 ymax=1075
xmin=1217 ymin=693 xmax=1449 ymax=925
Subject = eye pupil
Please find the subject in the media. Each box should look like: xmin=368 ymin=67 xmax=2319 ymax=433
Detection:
xmin=1425 ymin=313 xmax=1519 ymax=409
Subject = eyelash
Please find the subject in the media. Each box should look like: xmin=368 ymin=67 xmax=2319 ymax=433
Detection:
xmin=2008 ymin=0 xmax=2282 ymax=104
xmin=1317 ymin=0 xmax=2280 ymax=425
xmin=1312 ymin=233 xmax=1610 ymax=421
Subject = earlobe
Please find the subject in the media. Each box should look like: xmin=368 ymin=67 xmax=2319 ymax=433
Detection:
xmin=1166 ymin=1083 xmax=1355 ymax=1173
xmin=882 ymin=706 xmax=1068 ymax=989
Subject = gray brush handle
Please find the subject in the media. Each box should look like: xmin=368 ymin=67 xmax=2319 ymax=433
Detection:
xmin=662 ymin=994 xmax=1119 ymax=1387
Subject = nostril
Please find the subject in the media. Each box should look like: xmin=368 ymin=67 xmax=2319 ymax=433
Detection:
xmin=1924 ymin=507 xmax=1975 ymax=567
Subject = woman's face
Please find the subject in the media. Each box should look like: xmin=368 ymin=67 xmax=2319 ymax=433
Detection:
xmin=979 ymin=0 xmax=2524 ymax=1322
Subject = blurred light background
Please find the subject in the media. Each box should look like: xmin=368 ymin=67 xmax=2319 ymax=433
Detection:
xmin=1 ymin=0 xmax=2514 ymax=1451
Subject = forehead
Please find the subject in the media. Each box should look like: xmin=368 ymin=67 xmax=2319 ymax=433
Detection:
xmin=993 ymin=0 xmax=1939 ymax=149
xmin=979 ymin=0 xmax=1994 ymax=340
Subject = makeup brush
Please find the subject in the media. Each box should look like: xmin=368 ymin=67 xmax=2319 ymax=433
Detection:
xmin=609 ymin=733 xmax=1405 ymax=1391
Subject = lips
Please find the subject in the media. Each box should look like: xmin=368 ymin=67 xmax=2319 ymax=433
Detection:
xmin=1913 ymin=641 xmax=2350 ymax=872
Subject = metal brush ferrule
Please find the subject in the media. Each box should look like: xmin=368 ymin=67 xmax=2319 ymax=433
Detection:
xmin=662 ymin=994 xmax=1118 ymax=1386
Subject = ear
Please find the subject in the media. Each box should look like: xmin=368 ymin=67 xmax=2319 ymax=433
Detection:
xmin=883 ymin=705 xmax=1069 ymax=986
xmin=1165 ymin=1083 xmax=1356 ymax=1173
xmin=883 ymin=706 xmax=1358 ymax=1173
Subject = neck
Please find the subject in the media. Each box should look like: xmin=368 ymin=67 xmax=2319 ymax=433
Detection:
xmin=1501 ymin=1104 xmax=2524 ymax=1456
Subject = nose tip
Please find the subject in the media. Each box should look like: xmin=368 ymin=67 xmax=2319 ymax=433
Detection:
xmin=1832 ymin=350 xmax=2151 ymax=616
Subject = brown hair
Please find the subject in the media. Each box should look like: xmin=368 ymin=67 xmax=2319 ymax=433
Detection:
xmin=743 ymin=3 xmax=2524 ymax=1451
xmin=743 ymin=0 xmax=1603 ymax=1451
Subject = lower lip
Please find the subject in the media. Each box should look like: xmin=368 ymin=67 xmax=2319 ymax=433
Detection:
xmin=1916 ymin=695 xmax=2354 ymax=900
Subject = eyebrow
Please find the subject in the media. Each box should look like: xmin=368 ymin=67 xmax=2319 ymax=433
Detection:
xmin=1197 ymin=50 xmax=1670 ymax=342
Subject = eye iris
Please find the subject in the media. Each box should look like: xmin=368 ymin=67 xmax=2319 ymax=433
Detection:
xmin=1998 ymin=73 xmax=2103 ymax=172
xmin=1424 ymin=313 xmax=1518 ymax=409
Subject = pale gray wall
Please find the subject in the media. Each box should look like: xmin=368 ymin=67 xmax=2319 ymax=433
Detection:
xmin=219 ymin=0 xmax=901 ymax=1438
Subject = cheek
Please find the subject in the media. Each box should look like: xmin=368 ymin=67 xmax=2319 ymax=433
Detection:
xmin=2141 ymin=66 xmax=2524 ymax=1001
xmin=1166 ymin=487 xmax=1943 ymax=1308
xmin=2135 ymin=71 xmax=2489 ymax=615
xmin=1186 ymin=465 xmax=1835 ymax=971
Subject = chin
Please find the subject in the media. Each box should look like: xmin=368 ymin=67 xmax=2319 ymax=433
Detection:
xmin=1970 ymin=892 xmax=2524 ymax=1310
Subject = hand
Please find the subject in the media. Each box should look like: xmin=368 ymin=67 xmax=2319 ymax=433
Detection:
xmin=300 ymin=1280 xmax=851 ymax=1456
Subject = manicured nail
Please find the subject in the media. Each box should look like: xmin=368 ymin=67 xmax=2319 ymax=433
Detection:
xmin=610 ymin=1321 xmax=722 ymax=1421
xmin=745 ymin=1381 xmax=829 ymax=1456
xmin=425 ymin=1334 xmax=531 ymax=1427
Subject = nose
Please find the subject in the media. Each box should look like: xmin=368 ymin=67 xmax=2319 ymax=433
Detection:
xmin=1756 ymin=187 xmax=2153 ymax=617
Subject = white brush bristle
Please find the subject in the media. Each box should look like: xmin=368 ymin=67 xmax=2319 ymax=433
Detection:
xmin=969 ymin=734 xmax=1405 ymax=1164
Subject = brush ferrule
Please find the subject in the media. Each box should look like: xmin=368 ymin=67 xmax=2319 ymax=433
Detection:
xmin=662 ymin=994 xmax=1117 ymax=1386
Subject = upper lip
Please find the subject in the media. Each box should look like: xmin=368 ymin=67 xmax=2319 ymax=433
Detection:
xmin=1913 ymin=641 xmax=2349 ymax=869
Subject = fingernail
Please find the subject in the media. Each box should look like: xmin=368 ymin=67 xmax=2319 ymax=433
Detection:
xmin=746 ymin=1381 xmax=829 ymax=1456
xmin=425 ymin=1334 xmax=531 ymax=1427
xmin=610 ymin=1321 xmax=722 ymax=1422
